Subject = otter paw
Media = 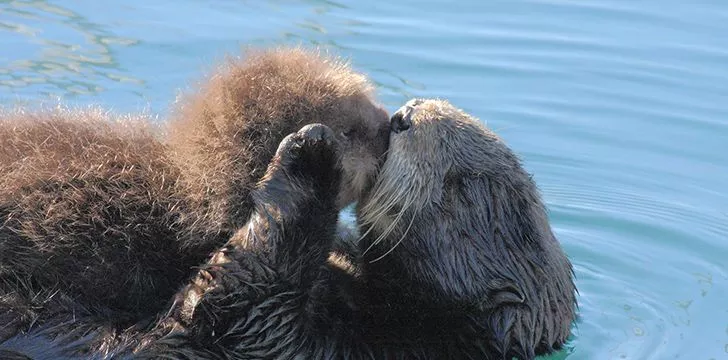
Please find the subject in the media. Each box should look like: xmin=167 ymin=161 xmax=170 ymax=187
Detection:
xmin=274 ymin=123 xmax=340 ymax=186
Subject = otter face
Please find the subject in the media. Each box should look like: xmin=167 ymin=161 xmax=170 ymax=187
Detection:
xmin=167 ymin=47 xmax=393 ymax=231
xmin=329 ymin=97 xmax=390 ymax=209
xmin=359 ymin=98 xmax=524 ymax=243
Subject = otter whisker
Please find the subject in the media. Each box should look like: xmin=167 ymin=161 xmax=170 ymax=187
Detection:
xmin=360 ymin=189 xmax=407 ymax=254
xmin=360 ymin=175 xmax=401 ymax=216
xmin=376 ymin=147 xmax=391 ymax=164
xmin=368 ymin=212 xmax=416 ymax=263
xmin=365 ymin=170 xmax=413 ymax=215
xmin=358 ymin=185 xmax=399 ymax=228
xmin=362 ymin=192 xmax=416 ymax=256
xmin=361 ymin=193 xmax=401 ymax=229
xmin=358 ymin=177 xmax=405 ymax=228
xmin=360 ymin=197 xmax=403 ymax=255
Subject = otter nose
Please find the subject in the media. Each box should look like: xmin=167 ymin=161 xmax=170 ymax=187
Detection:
xmin=390 ymin=109 xmax=412 ymax=133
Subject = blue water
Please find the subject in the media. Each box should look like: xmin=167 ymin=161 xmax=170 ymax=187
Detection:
xmin=1 ymin=1 xmax=727 ymax=358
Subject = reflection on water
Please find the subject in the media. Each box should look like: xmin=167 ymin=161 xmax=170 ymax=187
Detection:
xmin=0 ymin=0 xmax=143 ymax=101
xmin=0 ymin=0 xmax=424 ymax=110
xmin=281 ymin=0 xmax=423 ymax=104
xmin=1 ymin=0 xmax=728 ymax=359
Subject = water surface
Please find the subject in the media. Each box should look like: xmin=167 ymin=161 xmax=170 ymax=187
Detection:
xmin=1 ymin=1 xmax=727 ymax=358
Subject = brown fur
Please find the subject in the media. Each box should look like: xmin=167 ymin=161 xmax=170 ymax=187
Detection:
xmin=116 ymin=100 xmax=576 ymax=360
xmin=0 ymin=107 xmax=201 ymax=343
xmin=167 ymin=47 xmax=389 ymax=238
xmin=0 ymin=47 xmax=390 ymax=354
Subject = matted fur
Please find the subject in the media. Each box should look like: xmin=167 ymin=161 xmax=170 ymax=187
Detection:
xmin=122 ymin=124 xmax=357 ymax=359
xmin=356 ymin=99 xmax=578 ymax=359
xmin=167 ymin=46 xmax=389 ymax=238
xmin=110 ymin=124 xmax=473 ymax=359
xmin=107 ymin=102 xmax=576 ymax=359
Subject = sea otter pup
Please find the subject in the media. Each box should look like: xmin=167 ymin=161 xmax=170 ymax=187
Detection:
xmin=120 ymin=100 xmax=575 ymax=359
xmin=0 ymin=47 xmax=389 ymax=355
xmin=0 ymin=108 xmax=189 ymax=346
xmin=1 ymin=123 xmax=370 ymax=359
xmin=167 ymin=47 xmax=389 ymax=241
xmin=355 ymin=99 xmax=577 ymax=359
xmin=123 ymin=124 xmax=362 ymax=359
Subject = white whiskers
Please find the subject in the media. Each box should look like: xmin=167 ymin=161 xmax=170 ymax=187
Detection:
xmin=358 ymin=160 xmax=424 ymax=262
xmin=367 ymin=212 xmax=416 ymax=263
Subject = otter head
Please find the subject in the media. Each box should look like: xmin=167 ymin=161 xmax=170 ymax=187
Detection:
xmin=326 ymin=92 xmax=390 ymax=209
xmin=359 ymin=98 xmax=530 ymax=244
xmin=359 ymin=98 xmax=573 ymax=302
xmin=358 ymin=98 xmax=575 ymax=356
xmin=168 ymin=47 xmax=390 ymax=232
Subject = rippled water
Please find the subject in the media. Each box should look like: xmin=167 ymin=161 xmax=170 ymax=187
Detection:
xmin=1 ymin=0 xmax=727 ymax=358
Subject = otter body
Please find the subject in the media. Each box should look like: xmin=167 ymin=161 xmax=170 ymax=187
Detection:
xmin=0 ymin=110 xmax=193 ymax=348
xmin=124 ymin=124 xmax=368 ymax=359
xmin=119 ymin=101 xmax=575 ymax=359
xmin=0 ymin=47 xmax=389 ymax=354
xmin=114 ymin=124 xmax=489 ymax=360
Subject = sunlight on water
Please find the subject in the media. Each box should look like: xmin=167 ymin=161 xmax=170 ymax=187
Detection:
xmin=1 ymin=0 xmax=727 ymax=358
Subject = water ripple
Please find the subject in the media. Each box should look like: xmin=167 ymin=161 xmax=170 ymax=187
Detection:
xmin=0 ymin=0 xmax=144 ymax=102
xmin=1 ymin=0 xmax=727 ymax=358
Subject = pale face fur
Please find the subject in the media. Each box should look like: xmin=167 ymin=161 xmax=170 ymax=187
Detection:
xmin=360 ymin=98 xmax=524 ymax=242
xmin=328 ymin=94 xmax=390 ymax=209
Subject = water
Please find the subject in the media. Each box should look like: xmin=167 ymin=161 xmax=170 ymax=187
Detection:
xmin=1 ymin=0 xmax=727 ymax=358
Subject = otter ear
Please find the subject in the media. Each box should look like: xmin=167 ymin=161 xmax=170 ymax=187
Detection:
xmin=491 ymin=288 xmax=526 ymax=305
xmin=340 ymin=128 xmax=355 ymax=140
xmin=480 ymin=279 xmax=526 ymax=309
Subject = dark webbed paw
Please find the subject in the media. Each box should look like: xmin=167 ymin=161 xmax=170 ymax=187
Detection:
xmin=273 ymin=123 xmax=341 ymax=192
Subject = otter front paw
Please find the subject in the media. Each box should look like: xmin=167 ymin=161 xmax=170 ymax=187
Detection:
xmin=273 ymin=123 xmax=341 ymax=191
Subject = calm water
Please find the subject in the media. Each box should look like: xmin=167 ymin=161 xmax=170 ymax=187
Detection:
xmin=1 ymin=0 xmax=727 ymax=358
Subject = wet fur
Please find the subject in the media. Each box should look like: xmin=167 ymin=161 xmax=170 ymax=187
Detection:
xmin=120 ymin=124 xmax=367 ymax=359
xmin=0 ymin=47 xmax=389 ymax=355
xmin=120 ymin=102 xmax=575 ymax=359
xmin=356 ymin=99 xmax=577 ymax=359
xmin=107 ymin=124 xmax=493 ymax=359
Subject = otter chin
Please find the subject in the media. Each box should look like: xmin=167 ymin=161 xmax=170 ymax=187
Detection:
xmin=356 ymin=98 xmax=577 ymax=359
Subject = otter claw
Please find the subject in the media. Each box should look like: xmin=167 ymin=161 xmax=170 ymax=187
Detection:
xmin=267 ymin=123 xmax=340 ymax=193
xmin=296 ymin=123 xmax=335 ymax=148
xmin=274 ymin=123 xmax=338 ymax=171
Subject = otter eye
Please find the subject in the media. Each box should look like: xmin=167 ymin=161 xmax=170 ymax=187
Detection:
xmin=390 ymin=111 xmax=411 ymax=133
xmin=340 ymin=128 xmax=355 ymax=139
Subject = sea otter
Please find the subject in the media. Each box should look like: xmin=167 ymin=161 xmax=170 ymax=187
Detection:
xmin=167 ymin=47 xmax=390 ymax=240
xmin=0 ymin=108 xmax=184 ymax=349
xmin=0 ymin=47 xmax=389 ymax=355
xmin=116 ymin=100 xmax=575 ymax=359
xmin=355 ymin=98 xmax=577 ymax=359
xmin=119 ymin=123 xmax=364 ymax=359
